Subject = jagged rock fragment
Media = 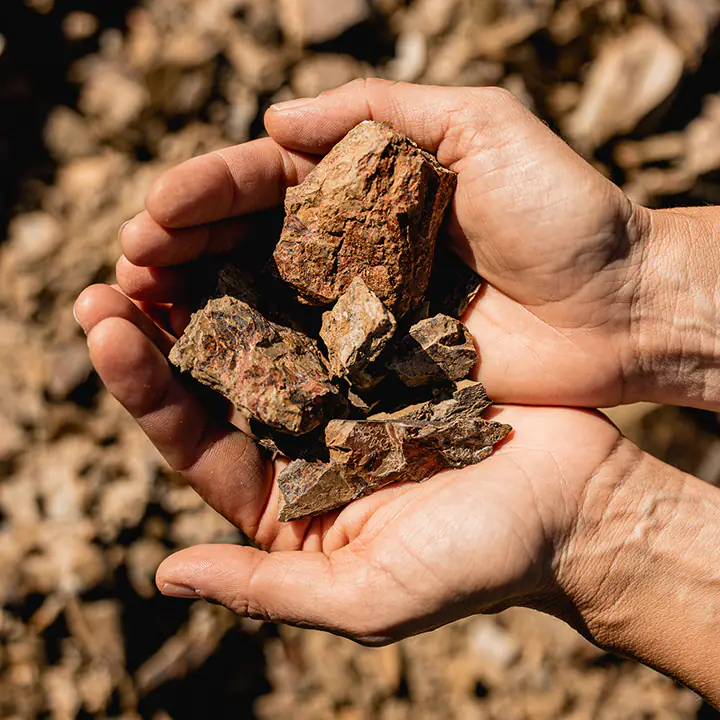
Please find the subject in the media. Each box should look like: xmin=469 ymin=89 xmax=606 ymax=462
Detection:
xmin=389 ymin=314 xmax=478 ymax=387
xmin=374 ymin=379 xmax=492 ymax=423
xmin=277 ymin=460 xmax=360 ymax=522
xmin=273 ymin=121 xmax=457 ymax=318
xmin=426 ymin=247 xmax=484 ymax=319
xmin=169 ymin=297 xmax=347 ymax=435
xmin=320 ymin=276 xmax=397 ymax=377
xmin=277 ymin=380 xmax=510 ymax=521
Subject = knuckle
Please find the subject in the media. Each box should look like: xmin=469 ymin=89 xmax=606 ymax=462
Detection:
xmin=468 ymin=86 xmax=523 ymax=119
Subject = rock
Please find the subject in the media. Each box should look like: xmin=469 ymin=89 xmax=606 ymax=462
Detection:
xmin=565 ymin=22 xmax=684 ymax=152
xmin=277 ymin=381 xmax=510 ymax=521
xmin=273 ymin=121 xmax=457 ymax=318
xmin=278 ymin=0 xmax=372 ymax=46
xmin=389 ymin=314 xmax=478 ymax=387
xmin=426 ymin=247 xmax=484 ymax=319
xmin=169 ymin=297 xmax=347 ymax=435
xmin=291 ymin=54 xmax=366 ymax=98
xmin=6 ymin=212 xmax=64 ymax=267
xmin=320 ymin=277 xmax=397 ymax=378
xmin=277 ymin=461 xmax=360 ymax=522
xmin=62 ymin=11 xmax=99 ymax=41
xmin=374 ymin=379 xmax=493 ymax=423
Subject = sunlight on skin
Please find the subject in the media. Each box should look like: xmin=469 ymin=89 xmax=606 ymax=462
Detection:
xmin=75 ymin=80 xmax=720 ymax=704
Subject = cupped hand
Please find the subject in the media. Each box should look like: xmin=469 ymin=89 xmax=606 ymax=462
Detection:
xmin=116 ymin=79 xmax=652 ymax=409
xmin=74 ymin=283 xmax=622 ymax=639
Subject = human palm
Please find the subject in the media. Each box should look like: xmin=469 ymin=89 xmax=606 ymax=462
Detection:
xmin=75 ymin=79 xmax=638 ymax=634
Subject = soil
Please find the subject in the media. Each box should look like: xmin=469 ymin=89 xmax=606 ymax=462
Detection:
xmin=1 ymin=0 xmax=720 ymax=718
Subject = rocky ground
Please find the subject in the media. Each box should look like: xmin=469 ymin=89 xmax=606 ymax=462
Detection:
xmin=1 ymin=0 xmax=720 ymax=718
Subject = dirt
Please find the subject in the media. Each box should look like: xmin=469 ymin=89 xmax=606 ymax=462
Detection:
xmin=1 ymin=0 xmax=719 ymax=717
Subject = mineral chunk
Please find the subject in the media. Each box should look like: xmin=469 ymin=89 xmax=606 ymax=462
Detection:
xmin=320 ymin=276 xmax=397 ymax=378
xmin=426 ymin=247 xmax=484 ymax=319
xmin=373 ymin=379 xmax=492 ymax=423
xmin=389 ymin=314 xmax=478 ymax=387
xmin=169 ymin=121 xmax=510 ymax=524
xmin=273 ymin=121 xmax=457 ymax=317
xmin=169 ymin=297 xmax=347 ymax=435
xmin=276 ymin=380 xmax=510 ymax=521
xmin=277 ymin=460 xmax=360 ymax=523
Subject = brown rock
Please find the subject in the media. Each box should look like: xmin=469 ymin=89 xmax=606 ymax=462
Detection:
xmin=273 ymin=121 xmax=457 ymax=318
xmin=389 ymin=314 xmax=478 ymax=387
xmin=374 ymin=379 xmax=493 ymax=423
xmin=278 ymin=0 xmax=372 ymax=46
xmin=291 ymin=54 xmax=367 ymax=98
xmin=277 ymin=381 xmax=510 ymax=521
xmin=277 ymin=461 xmax=361 ymax=522
xmin=320 ymin=277 xmax=397 ymax=378
xmin=169 ymin=297 xmax=347 ymax=435
xmin=426 ymin=247 xmax=484 ymax=319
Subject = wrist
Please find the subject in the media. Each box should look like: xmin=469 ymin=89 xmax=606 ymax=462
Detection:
xmin=557 ymin=438 xmax=720 ymax=703
xmin=626 ymin=205 xmax=720 ymax=409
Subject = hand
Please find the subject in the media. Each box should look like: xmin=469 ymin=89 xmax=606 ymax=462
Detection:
xmin=74 ymin=283 xmax=623 ymax=640
xmin=114 ymin=79 xmax=653 ymax=409
xmin=74 ymin=285 xmax=720 ymax=705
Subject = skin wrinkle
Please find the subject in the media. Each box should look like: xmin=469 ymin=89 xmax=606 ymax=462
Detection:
xmin=213 ymin=149 xmax=241 ymax=220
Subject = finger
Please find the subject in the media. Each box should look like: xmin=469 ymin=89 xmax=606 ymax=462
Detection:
xmin=265 ymin=79 xmax=526 ymax=166
xmin=145 ymin=138 xmax=319 ymax=229
xmin=120 ymin=210 xmax=252 ymax=267
xmin=85 ymin=313 xmax=274 ymax=537
xmin=75 ymin=284 xmax=176 ymax=354
xmin=157 ymin=544 xmax=383 ymax=639
xmin=115 ymin=255 xmax=208 ymax=303
xmin=169 ymin=304 xmax=193 ymax=337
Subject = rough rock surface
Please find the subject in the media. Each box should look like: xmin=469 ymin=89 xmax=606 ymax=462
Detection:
xmin=277 ymin=461 xmax=359 ymax=523
xmin=276 ymin=381 xmax=510 ymax=521
xmin=390 ymin=314 xmax=478 ymax=387
xmin=273 ymin=121 xmax=457 ymax=317
xmin=169 ymin=297 xmax=347 ymax=435
xmin=427 ymin=247 xmax=484 ymax=319
xmin=320 ymin=276 xmax=397 ymax=378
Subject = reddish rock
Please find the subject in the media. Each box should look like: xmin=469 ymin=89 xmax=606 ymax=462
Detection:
xmin=276 ymin=381 xmax=510 ymax=521
xmin=169 ymin=297 xmax=347 ymax=435
xmin=273 ymin=121 xmax=457 ymax=318
xmin=320 ymin=276 xmax=397 ymax=378
xmin=389 ymin=314 xmax=478 ymax=387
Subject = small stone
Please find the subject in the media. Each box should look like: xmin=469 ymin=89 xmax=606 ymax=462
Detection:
xmin=276 ymin=381 xmax=510 ymax=521
xmin=277 ymin=461 xmax=360 ymax=522
xmin=320 ymin=277 xmax=397 ymax=378
xmin=62 ymin=11 xmax=99 ymax=41
xmin=291 ymin=54 xmax=366 ymax=98
xmin=374 ymin=379 xmax=493 ymax=423
xmin=278 ymin=0 xmax=372 ymax=46
xmin=273 ymin=121 xmax=457 ymax=318
xmin=170 ymin=297 xmax=347 ymax=435
xmin=426 ymin=247 xmax=484 ymax=319
xmin=389 ymin=315 xmax=478 ymax=387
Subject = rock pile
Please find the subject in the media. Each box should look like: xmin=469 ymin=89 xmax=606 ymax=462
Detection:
xmin=170 ymin=121 xmax=511 ymax=521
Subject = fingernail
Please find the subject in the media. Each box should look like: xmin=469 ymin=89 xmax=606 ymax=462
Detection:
xmin=161 ymin=582 xmax=199 ymax=599
xmin=270 ymin=97 xmax=315 ymax=112
xmin=118 ymin=219 xmax=130 ymax=239
xmin=72 ymin=303 xmax=80 ymax=327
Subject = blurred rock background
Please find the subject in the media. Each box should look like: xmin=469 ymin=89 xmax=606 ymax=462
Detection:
xmin=1 ymin=0 xmax=719 ymax=717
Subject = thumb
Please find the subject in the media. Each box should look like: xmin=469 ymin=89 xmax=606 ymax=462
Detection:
xmin=156 ymin=544 xmax=388 ymax=642
xmin=264 ymin=78 xmax=529 ymax=167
